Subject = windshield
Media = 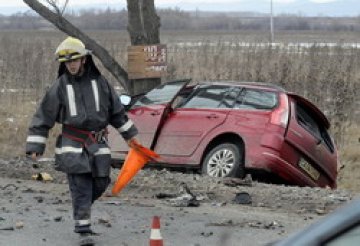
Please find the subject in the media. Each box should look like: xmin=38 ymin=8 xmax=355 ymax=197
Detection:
xmin=133 ymin=80 xmax=190 ymax=107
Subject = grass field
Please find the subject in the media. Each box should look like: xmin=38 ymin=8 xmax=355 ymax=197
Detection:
xmin=0 ymin=30 xmax=359 ymax=189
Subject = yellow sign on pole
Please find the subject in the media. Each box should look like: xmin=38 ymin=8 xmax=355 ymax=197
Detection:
xmin=128 ymin=44 xmax=167 ymax=79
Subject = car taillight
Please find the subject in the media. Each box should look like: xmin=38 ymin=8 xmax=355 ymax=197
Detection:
xmin=270 ymin=93 xmax=289 ymax=128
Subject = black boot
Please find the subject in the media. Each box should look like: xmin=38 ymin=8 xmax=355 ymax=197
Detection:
xmin=75 ymin=226 xmax=100 ymax=234
xmin=75 ymin=224 xmax=92 ymax=234
xmin=78 ymin=233 xmax=95 ymax=246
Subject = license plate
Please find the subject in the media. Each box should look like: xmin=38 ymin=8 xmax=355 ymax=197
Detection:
xmin=299 ymin=159 xmax=320 ymax=181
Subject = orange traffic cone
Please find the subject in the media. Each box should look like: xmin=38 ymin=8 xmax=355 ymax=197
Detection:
xmin=150 ymin=216 xmax=163 ymax=246
xmin=112 ymin=145 xmax=159 ymax=195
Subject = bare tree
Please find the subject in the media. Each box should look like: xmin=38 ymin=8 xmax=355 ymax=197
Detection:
xmin=24 ymin=0 xmax=163 ymax=95
xmin=46 ymin=0 xmax=69 ymax=15
xmin=23 ymin=0 xmax=131 ymax=93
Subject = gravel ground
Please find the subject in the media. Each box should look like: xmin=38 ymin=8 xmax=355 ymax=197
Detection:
xmin=0 ymin=157 xmax=356 ymax=246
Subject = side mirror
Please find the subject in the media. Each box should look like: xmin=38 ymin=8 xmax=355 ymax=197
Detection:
xmin=119 ymin=94 xmax=131 ymax=106
xmin=119 ymin=94 xmax=132 ymax=111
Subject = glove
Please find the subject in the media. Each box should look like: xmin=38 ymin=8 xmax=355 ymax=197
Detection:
xmin=127 ymin=138 xmax=140 ymax=149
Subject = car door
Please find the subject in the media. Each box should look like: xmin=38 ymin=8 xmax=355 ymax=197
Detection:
xmin=109 ymin=80 xmax=191 ymax=153
xmin=285 ymin=94 xmax=337 ymax=183
xmin=129 ymin=104 xmax=165 ymax=148
xmin=154 ymin=85 xmax=238 ymax=158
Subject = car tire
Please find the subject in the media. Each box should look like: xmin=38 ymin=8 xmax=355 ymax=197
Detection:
xmin=202 ymin=143 xmax=244 ymax=178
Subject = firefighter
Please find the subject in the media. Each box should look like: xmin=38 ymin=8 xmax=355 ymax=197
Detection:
xmin=26 ymin=36 xmax=138 ymax=245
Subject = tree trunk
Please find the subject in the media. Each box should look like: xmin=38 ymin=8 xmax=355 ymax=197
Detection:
xmin=23 ymin=0 xmax=130 ymax=93
xmin=23 ymin=0 xmax=162 ymax=95
xmin=127 ymin=0 xmax=162 ymax=95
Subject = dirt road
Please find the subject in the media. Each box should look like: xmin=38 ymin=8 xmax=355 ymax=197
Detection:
xmin=0 ymin=158 xmax=355 ymax=246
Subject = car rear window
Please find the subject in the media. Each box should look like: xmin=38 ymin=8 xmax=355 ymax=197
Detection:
xmin=296 ymin=103 xmax=335 ymax=153
xmin=234 ymin=89 xmax=278 ymax=110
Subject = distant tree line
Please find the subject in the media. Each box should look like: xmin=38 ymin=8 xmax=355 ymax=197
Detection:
xmin=1 ymin=8 xmax=359 ymax=31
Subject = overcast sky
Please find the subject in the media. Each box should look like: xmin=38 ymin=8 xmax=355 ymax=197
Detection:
xmin=0 ymin=0 xmax=341 ymax=7
xmin=0 ymin=0 xmax=357 ymax=16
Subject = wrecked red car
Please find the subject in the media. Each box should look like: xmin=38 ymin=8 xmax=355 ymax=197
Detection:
xmin=108 ymin=80 xmax=338 ymax=188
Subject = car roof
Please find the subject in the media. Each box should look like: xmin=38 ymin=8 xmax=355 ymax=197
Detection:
xmin=196 ymin=81 xmax=286 ymax=92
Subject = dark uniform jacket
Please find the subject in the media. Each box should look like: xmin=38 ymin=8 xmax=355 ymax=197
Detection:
xmin=26 ymin=60 xmax=137 ymax=176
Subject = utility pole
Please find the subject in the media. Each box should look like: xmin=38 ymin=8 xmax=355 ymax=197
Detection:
xmin=270 ymin=0 xmax=274 ymax=43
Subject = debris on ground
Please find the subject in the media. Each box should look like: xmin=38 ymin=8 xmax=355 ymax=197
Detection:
xmin=223 ymin=174 xmax=253 ymax=187
xmin=0 ymin=157 xmax=357 ymax=246
xmin=98 ymin=218 xmax=112 ymax=228
xmin=166 ymin=182 xmax=200 ymax=207
xmin=15 ymin=221 xmax=24 ymax=229
xmin=233 ymin=192 xmax=252 ymax=205
xmin=31 ymin=172 xmax=53 ymax=182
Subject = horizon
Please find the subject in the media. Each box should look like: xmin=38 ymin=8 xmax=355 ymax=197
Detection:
xmin=0 ymin=0 xmax=359 ymax=17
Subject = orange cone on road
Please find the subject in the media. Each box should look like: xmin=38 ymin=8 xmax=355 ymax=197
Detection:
xmin=112 ymin=145 xmax=159 ymax=195
xmin=150 ymin=216 xmax=163 ymax=246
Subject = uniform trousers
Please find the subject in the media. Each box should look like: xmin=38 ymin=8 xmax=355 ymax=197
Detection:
xmin=67 ymin=173 xmax=110 ymax=233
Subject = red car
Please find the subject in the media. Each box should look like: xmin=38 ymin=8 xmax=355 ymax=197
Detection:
xmin=109 ymin=80 xmax=338 ymax=188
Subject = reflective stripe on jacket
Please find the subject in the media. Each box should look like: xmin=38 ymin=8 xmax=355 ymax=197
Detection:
xmin=26 ymin=69 xmax=138 ymax=174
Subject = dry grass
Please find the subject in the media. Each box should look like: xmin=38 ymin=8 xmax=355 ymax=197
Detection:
xmin=0 ymin=93 xmax=61 ymax=157
xmin=337 ymin=125 xmax=360 ymax=191
xmin=0 ymin=30 xmax=359 ymax=189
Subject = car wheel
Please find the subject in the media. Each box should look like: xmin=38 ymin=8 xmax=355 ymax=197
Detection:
xmin=202 ymin=143 xmax=244 ymax=178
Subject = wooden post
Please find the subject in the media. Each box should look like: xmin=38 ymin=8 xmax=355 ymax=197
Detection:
xmin=127 ymin=0 xmax=162 ymax=95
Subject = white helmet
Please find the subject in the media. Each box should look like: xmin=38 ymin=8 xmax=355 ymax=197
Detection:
xmin=55 ymin=37 xmax=90 ymax=62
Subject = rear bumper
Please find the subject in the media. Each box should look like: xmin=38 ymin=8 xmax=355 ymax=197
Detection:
xmin=262 ymin=151 xmax=318 ymax=187
xmin=249 ymin=151 xmax=336 ymax=189
xmin=247 ymin=132 xmax=337 ymax=189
